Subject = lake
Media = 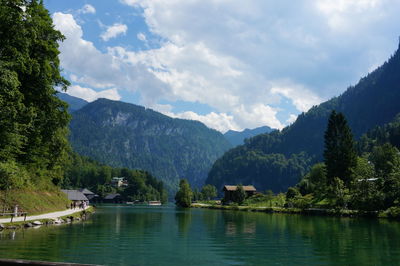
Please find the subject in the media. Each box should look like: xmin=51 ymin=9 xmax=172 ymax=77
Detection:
xmin=0 ymin=205 xmax=399 ymax=265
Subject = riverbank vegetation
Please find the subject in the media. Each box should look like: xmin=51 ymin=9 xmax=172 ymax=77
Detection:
xmin=288 ymin=111 xmax=400 ymax=217
xmin=191 ymin=111 xmax=400 ymax=219
xmin=63 ymin=153 xmax=168 ymax=203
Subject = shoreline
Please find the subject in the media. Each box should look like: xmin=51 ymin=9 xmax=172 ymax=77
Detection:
xmin=191 ymin=203 xmax=385 ymax=219
xmin=0 ymin=206 xmax=94 ymax=231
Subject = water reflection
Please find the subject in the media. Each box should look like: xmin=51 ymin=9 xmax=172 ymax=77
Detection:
xmin=0 ymin=206 xmax=399 ymax=265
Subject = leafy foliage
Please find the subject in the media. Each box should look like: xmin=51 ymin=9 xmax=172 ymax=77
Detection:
xmin=0 ymin=0 xmax=70 ymax=189
xmin=175 ymin=179 xmax=193 ymax=207
xmin=201 ymin=184 xmax=217 ymax=200
xmin=63 ymin=152 xmax=167 ymax=203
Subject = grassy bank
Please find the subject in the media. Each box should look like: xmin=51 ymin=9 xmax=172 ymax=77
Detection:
xmin=0 ymin=189 xmax=70 ymax=215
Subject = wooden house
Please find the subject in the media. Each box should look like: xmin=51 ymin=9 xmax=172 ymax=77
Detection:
xmin=223 ymin=185 xmax=257 ymax=202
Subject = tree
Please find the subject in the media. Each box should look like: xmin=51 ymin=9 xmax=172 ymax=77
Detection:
xmin=324 ymin=111 xmax=357 ymax=187
xmin=201 ymin=184 xmax=217 ymax=200
xmin=175 ymin=179 xmax=193 ymax=207
xmin=232 ymin=185 xmax=246 ymax=205
xmin=0 ymin=0 xmax=70 ymax=186
xmin=329 ymin=177 xmax=350 ymax=209
xmin=370 ymin=143 xmax=400 ymax=178
xmin=298 ymin=163 xmax=327 ymax=197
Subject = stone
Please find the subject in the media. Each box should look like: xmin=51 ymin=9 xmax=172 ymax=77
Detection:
xmin=0 ymin=224 xmax=4 ymax=230
xmin=24 ymin=223 xmax=33 ymax=228
xmin=52 ymin=218 xmax=62 ymax=224
xmin=32 ymin=221 xmax=42 ymax=226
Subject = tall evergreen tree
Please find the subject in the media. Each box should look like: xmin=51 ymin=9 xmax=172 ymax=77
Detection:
xmin=323 ymin=111 xmax=357 ymax=186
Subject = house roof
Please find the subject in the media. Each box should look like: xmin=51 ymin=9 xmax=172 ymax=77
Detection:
xmin=223 ymin=185 xmax=257 ymax=192
xmin=61 ymin=190 xmax=89 ymax=201
xmin=79 ymin=188 xmax=95 ymax=195
xmin=104 ymin=193 xmax=121 ymax=200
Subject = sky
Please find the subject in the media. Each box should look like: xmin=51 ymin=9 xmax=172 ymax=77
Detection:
xmin=44 ymin=0 xmax=400 ymax=133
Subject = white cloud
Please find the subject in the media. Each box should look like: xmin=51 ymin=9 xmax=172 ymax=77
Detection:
xmin=100 ymin=23 xmax=128 ymax=41
xmin=137 ymin=32 xmax=146 ymax=42
xmin=67 ymin=85 xmax=121 ymax=102
xmin=53 ymin=0 xmax=400 ymax=132
xmin=169 ymin=111 xmax=239 ymax=133
xmin=271 ymin=83 xmax=322 ymax=112
xmin=286 ymin=114 xmax=298 ymax=125
xmin=52 ymin=12 xmax=168 ymax=102
xmin=78 ymin=4 xmax=96 ymax=14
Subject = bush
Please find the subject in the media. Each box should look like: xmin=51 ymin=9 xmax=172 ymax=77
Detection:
xmin=0 ymin=161 xmax=29 ymax=190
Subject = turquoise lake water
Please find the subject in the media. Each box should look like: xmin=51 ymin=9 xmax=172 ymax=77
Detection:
xmin=0 ymin=205 xmax=399 ymax=265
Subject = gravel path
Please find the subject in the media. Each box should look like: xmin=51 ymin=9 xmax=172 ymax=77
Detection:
xmin=0 ymin=206 xmax=90 ymax=223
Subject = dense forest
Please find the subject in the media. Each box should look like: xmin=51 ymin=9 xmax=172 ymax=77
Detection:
xmin=207 ymin=42 xmax=400 ymax=193
xmin=68 ymin=98 xmax=232 ymax=192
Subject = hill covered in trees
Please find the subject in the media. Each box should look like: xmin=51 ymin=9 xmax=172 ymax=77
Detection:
xmin=224 ymin=126 xmax=274 ymax=146
xmin=69 ymin=99 xmax=232 ymax=192
xmin=207 ymin=42 xmax=400 ymax=193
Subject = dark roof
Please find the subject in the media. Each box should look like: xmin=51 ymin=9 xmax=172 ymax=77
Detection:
xmin=86 ymin=194 xmax=99 ymax=200
xmin=223 ymin=185 xmax=257 ymax=192
xmin=61 ymin=190 xmax=89 ymax=201
xmin=104 ymin=193 xmax=121 ymax=200
xmin=79 ymin=188 xmax=95 ymax=195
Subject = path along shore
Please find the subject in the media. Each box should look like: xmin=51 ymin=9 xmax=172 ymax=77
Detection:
xmin=0 ymin=206 xmax=90 ymax=224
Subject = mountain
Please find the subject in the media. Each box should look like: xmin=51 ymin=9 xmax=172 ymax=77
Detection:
xmin=68 ymin=98 xmax=232 ymax=192
xmin=224 ymin=126 xmax=274 ymax=146
xmin=206 ymin=42 xmax=400 ymax=193
xmin=57 ymin=92 xmax=88 ymax=112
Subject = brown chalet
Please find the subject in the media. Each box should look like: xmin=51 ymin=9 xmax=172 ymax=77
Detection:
xmin=223 ymin=185 xmax=257 ymax=202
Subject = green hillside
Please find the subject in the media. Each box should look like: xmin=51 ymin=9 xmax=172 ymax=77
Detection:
xmin=69 ymin=99 xmax=232 ymax=192
xmin=207 ymin=43 xmax=400 ymax=193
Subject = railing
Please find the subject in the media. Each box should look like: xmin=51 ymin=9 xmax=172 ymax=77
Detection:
xmin=0 ymin=211 xmax=28 ymax=222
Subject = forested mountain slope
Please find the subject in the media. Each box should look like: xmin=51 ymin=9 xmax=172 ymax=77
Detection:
xmin=207 ymin=43 xmax=400 ymax=193
xmin=224 ymin=126 xmax=274 ymax=146
xmin=69 ymin=99 xmax=231 ymax=192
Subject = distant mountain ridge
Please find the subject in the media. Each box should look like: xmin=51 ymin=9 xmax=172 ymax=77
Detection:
xmin=57 ymin=92 xmax=88 ymax=112
xmin=207 ymin=42 xmax=400 ymax=192
xmin=68 ymin=98 xmax=232 ymax=192
xmin=224 ymin=126 xmax=274 ymax=146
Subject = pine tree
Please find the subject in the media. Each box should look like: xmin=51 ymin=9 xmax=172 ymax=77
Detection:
xmin=324 ymin=111 xmax=357 ymax=187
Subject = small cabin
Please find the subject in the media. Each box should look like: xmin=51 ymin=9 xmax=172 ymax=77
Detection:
xmin=61 ymin=189 xmax=89 ymax=207
xmin=223 ymin=185 xmax=257 ymax=202
xmin=79 ymin=188 xmax=99 ymax=203
xmin=103 ymin=193 xmax=123 ymax=203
